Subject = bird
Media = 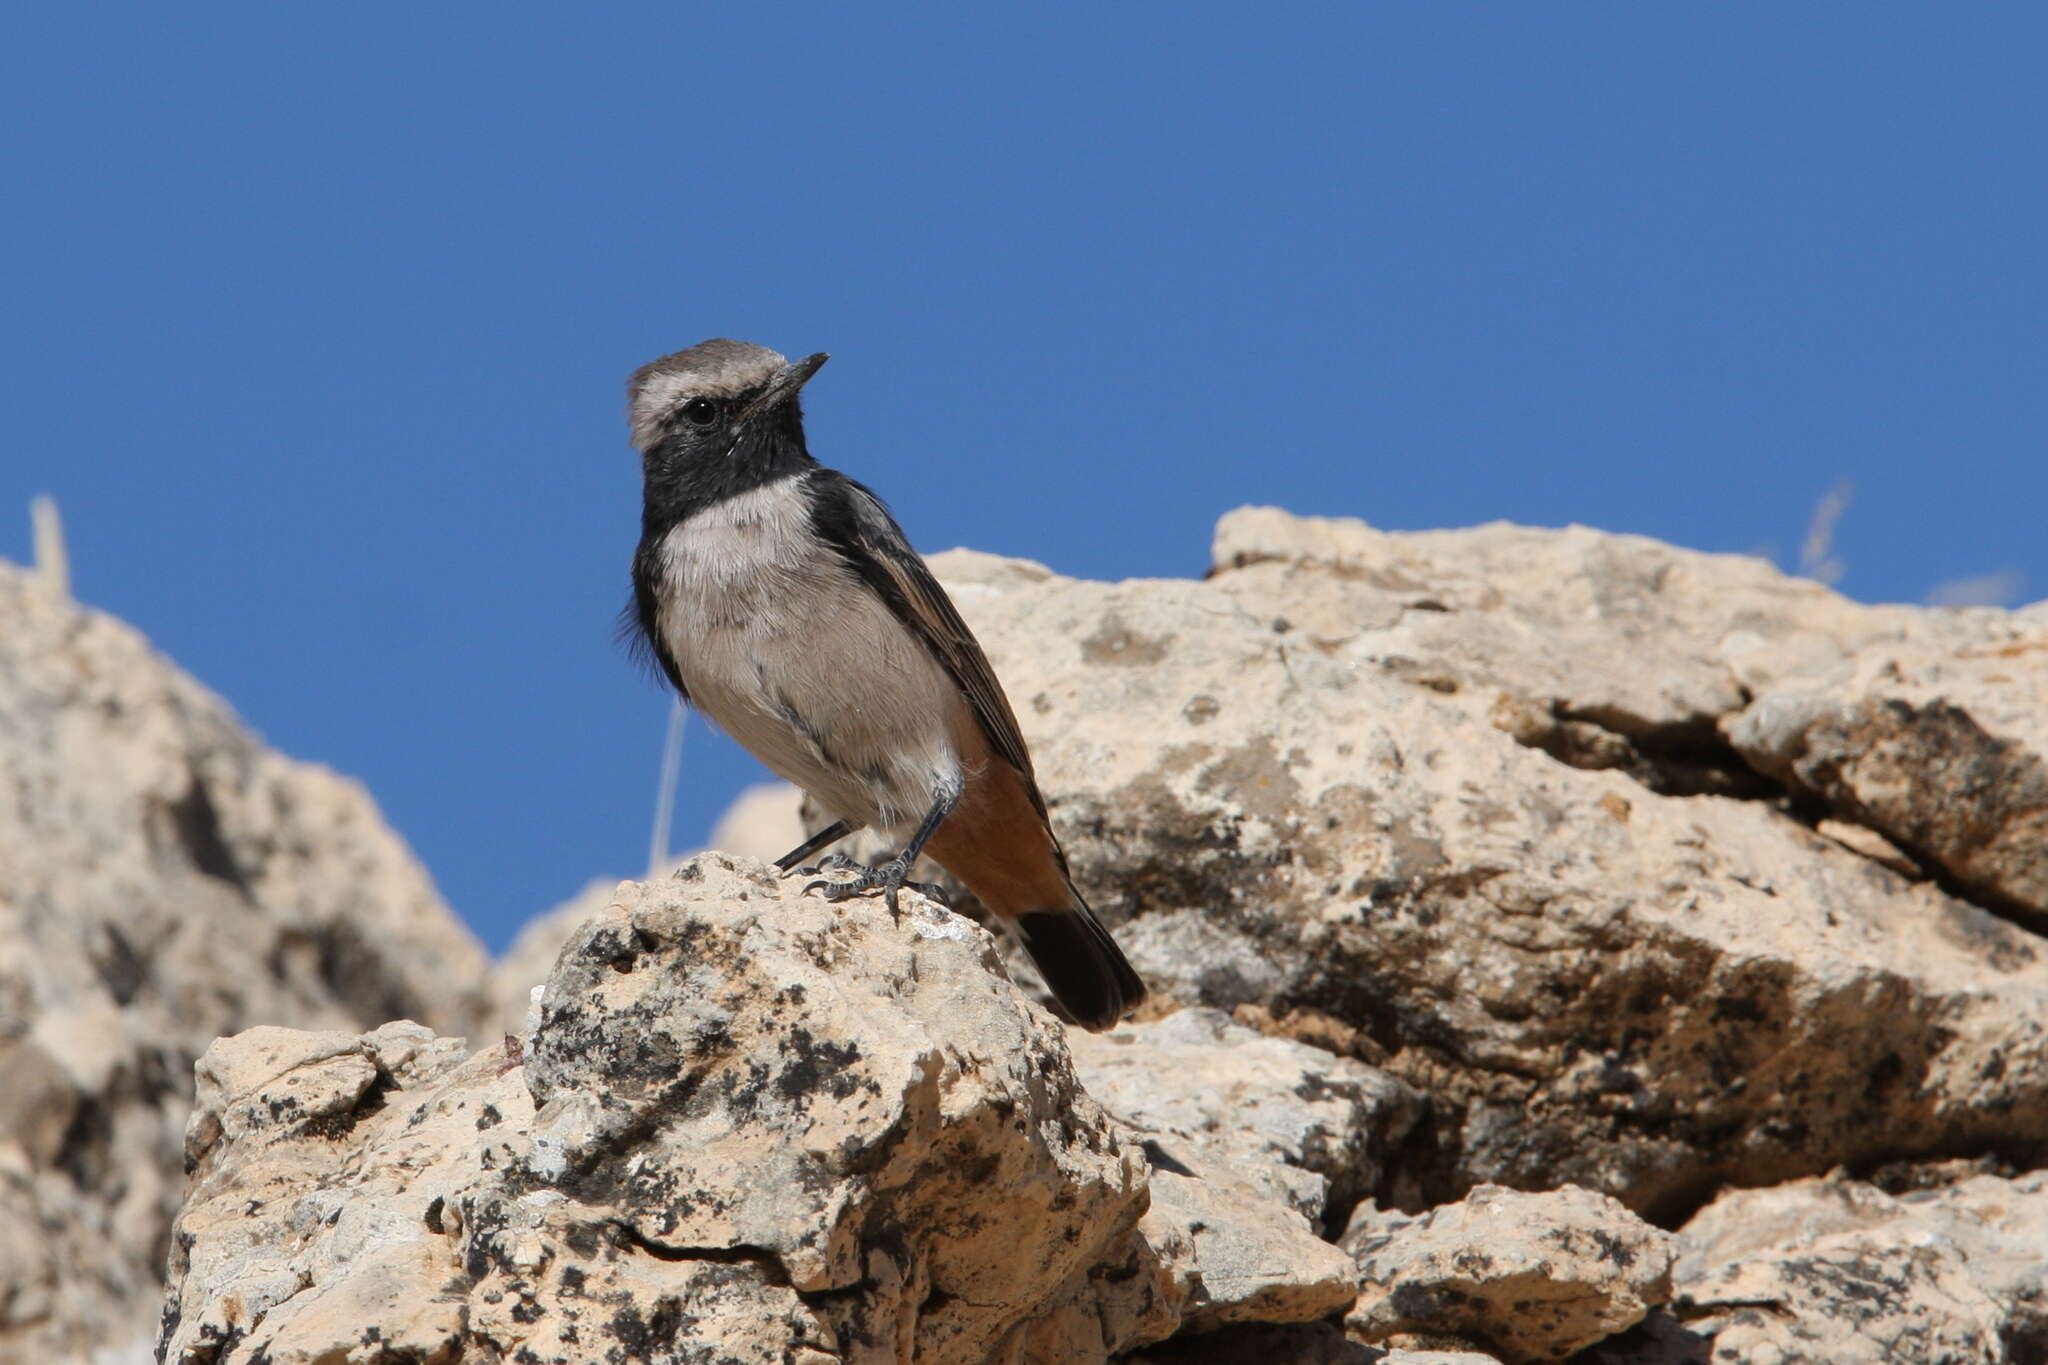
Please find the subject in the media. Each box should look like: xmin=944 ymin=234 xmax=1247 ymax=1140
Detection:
xmin=620 ymin=338 xmax=1147 ymax=1031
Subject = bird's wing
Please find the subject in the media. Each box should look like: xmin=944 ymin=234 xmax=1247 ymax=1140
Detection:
xmin=622 ymin=539 xmax=690 ymax=702
xmin=809 ymin=470 xmax=1043 ymax=806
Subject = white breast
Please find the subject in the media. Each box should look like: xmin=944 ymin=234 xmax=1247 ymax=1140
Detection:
xmin=658 ymin=476 xmax=824 ymax=621
xmin=651 ymin=474 xmax=964 ymax=833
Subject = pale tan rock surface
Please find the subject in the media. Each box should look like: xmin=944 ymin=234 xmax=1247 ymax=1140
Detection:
xmin=993 ymin=1010 xmax=1398 ymax=1350
xmin=1068 ymin=1007 xmax=1423 ymax=1227
xmin=138 ymin=508 xmax=2048 ymax=1364
xmin=924 ymin=514 xmax=2048 ymax=1218
xmin=1135 ymin=1156 xmax=1359 ymax=1334
xmin=1725 ymin=631 xmax=2048 ymax=925
xmin=1343 ymin=1184 xmax=1672 ymax=1363
xmin=1651 ymin=1171 xmax=2048 ymax=1364
xmin=520 ymin=857 xmax=1149 ymax=1344
xmin=0 ymin=563 xmax=489 ymax=1361
xmin=485 ymin=780 xmax=809 ymax=1032
xmin=162 ymin=856 xmax=1377 ymax=1364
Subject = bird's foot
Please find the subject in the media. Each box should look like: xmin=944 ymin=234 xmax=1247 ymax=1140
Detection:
xmin=801 ymin=853 xmax=946 ymax=919
xmin=798 ymin=852 xmax=868 ymax=896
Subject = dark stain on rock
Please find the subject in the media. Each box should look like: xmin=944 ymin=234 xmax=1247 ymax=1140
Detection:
xmin=577 ymin=922 xmax=653 ymax=974
xmin=93 ymin=923 xmax=147 ymax=1006
xmin=1139 ymin=1139 xmax=1197 ymax=1177
xmin=1081 ymin=616 xmax=1173 ymax=666
xmin=607 ymin=1298 xmax=690 ymax=1354
xmin=1587 ymin=1227 xmax=1637 ymax=1267
xmin=1935 ymin=899 xmax=2039 ymax=973
xmin=152 ymin=773 xmax=250 ymax=894
xmin=776 ymin=1029 xmax=864 ymax=1103
xmin=296 ymin=1072 xmax=392 ymax=1143
xmin=1795 ymin=698 xmax=2048 ymax=923
xmin=462 ymin=1198 xmax=514 ymax=1281
xmin=1193 ymin=736 xmax=1304 ymax=826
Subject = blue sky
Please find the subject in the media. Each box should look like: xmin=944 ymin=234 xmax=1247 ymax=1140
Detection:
xmin=7 ymin=5 xmax=2043 ymax=951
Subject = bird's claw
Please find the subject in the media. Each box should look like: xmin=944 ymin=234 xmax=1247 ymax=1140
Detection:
xmin=801 ymin=852 xmax=880 ymax=904
xmin=797 ymin=853 xmax=946 ymax=920
xmin=794 ymin=852 xmax=858 ymax=883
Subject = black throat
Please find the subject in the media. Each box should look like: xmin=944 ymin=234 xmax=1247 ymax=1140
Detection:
xmin=637 ymin=403 xmax=817 ymax=541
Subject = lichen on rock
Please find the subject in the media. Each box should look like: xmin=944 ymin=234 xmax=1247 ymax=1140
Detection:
xmin=159 ymin=856 xmax=1375 ymax=1364
xmin=16 ymin=507 xmax=2048 ymax=1364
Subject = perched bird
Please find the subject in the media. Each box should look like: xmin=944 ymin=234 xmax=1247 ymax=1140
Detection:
xmin=621 ymin=338 xmax=1147 ymax=1030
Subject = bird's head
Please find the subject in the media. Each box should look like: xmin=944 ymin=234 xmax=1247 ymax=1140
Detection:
xmin=627 ymin=339 xmax=829 ymax=464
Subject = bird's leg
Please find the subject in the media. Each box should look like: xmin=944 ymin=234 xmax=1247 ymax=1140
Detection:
xmin=803 ymin=781 xmax=959 ymax=917
xmin=773 ymin=819 xmax=858 ymax=873
xmin=876 ymin=784 xmax=958 ymax=915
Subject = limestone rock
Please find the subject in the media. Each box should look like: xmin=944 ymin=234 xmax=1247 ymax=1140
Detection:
xmin=1724 ymin=629 xmax=2048 ymax=925
xmin=164 ymin=855 xmax=1367 ymax=1365
xmin=1068 ymin=1006 xmax=1424 ymax=1227
xmin=485 ymin=781 xmax=810 ymax=1032
xmin=521 ymin=858 xmax=1148 ymax=1328
xmin=486 ymin=872 xmax=621 ymax=1038
xmin=1659 ymin=1171 xmax=2048 ymax=1363
xmin=0 ymin=562 xmax=489 ymax=1361
xmin=1343 ymin=1184 xmax=1673 ymax=1363
xmin=1001 ymin=1007 xmax=1404 ymax=1351
xmin=924 ymin=514 xmax=2048 ymax=1216
xmin=1138 ymin=1155 xmax=1360 ymax=1334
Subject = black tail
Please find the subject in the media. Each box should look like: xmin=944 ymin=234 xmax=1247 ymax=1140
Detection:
xmin=1013 ymin=904 xmax=1147 ymax=1031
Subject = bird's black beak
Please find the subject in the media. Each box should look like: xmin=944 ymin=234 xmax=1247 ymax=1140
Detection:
xmin=739 ymin=352 xmax=830 ymax=425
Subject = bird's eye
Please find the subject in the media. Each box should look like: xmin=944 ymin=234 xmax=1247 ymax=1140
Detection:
xmin=681 ymin=398 xmax=719 ymax=427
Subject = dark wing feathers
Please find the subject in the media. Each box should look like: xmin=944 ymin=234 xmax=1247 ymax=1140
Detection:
xmin=809 ymin=472 xmax=1044 ymax=807
xmin=622 ymin=542 xmax=690 ymax=702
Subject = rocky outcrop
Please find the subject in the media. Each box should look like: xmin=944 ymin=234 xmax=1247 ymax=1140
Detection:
xmin=925 ymin=513 xmax=2048 ymax=1221
xmin=1656 ymin=1170 xmax=2048 ymax=1363
xmin=0 ymin=563 xmax=490 ymax=1360
xmin=129 ymin=507 xmax=2048 ymax=1363
xmin=1725 ymin=636 xmax=2048 ymax=925
xmin=1069 ymin=1008 xmax=1422 ymax=1335
xmin=1343 ymin=1185 xmax=1672 ymax=1362
xmin=161 ymin=856 xmax=1378 ymax=1363
xmin=1068 ymin=1007 xmax=1424 ymax=1232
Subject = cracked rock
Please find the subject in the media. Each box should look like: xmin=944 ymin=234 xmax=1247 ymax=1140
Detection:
xmin=924 ymin=514 xmax=2048 ymax=1216
xmin=1069 ymin=1006 xmax=1424 ymax=1228
xmin=161 ymin=855 xmax=1375 ymax=1364
xmin=1725 ymin=633 xmax=2048 ymax=926
xmin=1342 ymin=1184 xmax=1673 ymax=1362
xmin=1136 ymin=1155 xmax=1361 ymax=1334
xmin=1654 ymin=1171 xmax=2048 ymax=1363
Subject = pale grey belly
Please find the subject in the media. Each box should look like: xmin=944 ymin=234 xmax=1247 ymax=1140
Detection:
xmin=659 ymin=564 xmax=962 ymax=833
